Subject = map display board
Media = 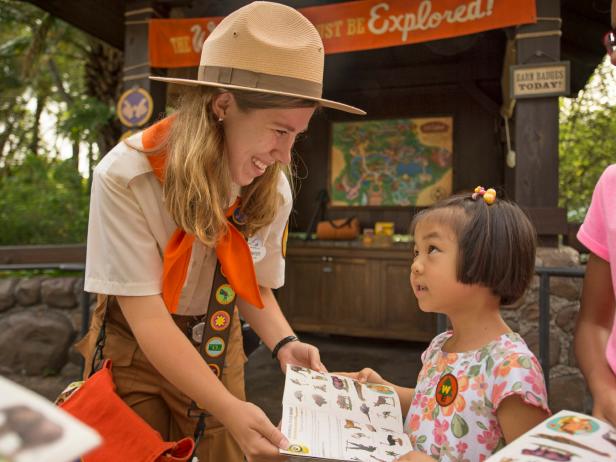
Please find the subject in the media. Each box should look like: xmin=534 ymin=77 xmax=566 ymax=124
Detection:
xmin=330 ymin=117 xmax=453 ymax=207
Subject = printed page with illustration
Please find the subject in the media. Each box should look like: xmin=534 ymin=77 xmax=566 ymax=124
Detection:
xmin=486 ymin=410 xmax=616 ymax=461
xmin=0 ymin=376 xmax=101 ymax=462
xmin=280 ymin=365 xmax=412 ymax=462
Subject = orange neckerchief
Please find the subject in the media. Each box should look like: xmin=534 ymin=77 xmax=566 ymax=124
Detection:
xmin=142 ymin=117 xmax=264 ymax=312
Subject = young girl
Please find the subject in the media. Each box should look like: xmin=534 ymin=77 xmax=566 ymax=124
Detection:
xmin=349 ymin=188 xmax=550 ymax=461
xmin=574 ymin=164 xmax=616 ymax=426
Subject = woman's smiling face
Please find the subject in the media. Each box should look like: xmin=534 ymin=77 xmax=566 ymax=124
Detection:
xmin=214 ymin=93 xmax=315 ymax=186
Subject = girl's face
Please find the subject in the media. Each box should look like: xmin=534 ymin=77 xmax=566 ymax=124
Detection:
xmin=410 ymin=219 xmax=477 ymax=314
xmin=216 ymin=93 xmax=315 ymax=186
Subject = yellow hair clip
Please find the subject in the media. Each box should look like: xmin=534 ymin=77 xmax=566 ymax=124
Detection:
xmin=472 ymin=186 xmax=496 ymax=204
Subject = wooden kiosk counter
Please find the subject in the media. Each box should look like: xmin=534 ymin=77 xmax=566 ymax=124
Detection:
xmin=277 ymin=239 xmax=436 ymax=342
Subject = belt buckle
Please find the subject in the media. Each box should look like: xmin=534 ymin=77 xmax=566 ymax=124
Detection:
xmin=191 ymin=321 xmax=205 ymax=344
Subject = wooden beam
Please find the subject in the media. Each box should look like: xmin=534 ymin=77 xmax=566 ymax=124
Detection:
xmin=507 ymin=0 xmax=561 ymax=226
xmin=0 ymin=245 xmax=86 ymax=264
xmin=23 ymin=0 xmax=124 ymax=50
xmin=120 ymin=1 xmax=167 ymax=134
xmin=524 ymin=207 xmax=568 ymax=235
xmin=325 ymin=60 xmax=502 ymax=93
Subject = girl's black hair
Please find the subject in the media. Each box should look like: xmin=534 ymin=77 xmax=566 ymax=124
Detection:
xmin=410 ymin=192 xmax=536 ymax=305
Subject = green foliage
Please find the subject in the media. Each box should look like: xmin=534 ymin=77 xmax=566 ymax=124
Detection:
xmin=559 ymin=58 xmax=616 ymax=222
xmin=0 ymin=0 xmax=121 ymax=244
xmin=58 ymin=96 xmax=115 ymax=143
xmin=0 ymin=154 xmax=88 ymax=244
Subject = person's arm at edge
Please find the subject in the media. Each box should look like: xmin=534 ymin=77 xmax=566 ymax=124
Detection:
xmin=574 ymin=252 xmax=616 ymax=425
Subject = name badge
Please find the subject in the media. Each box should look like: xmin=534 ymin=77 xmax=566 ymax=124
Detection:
xmin=248 ymin=236 xmax=266 ymax=263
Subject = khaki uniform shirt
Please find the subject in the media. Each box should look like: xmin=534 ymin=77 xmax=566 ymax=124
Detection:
xmin=84 ymin=132 xmax=292 ymax=316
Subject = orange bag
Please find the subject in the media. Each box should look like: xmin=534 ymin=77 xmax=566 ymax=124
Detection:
xmin=58 ymin=360 xmax=194 ymax=462
xmin=316 ymin=217 xmax=361 ymax=240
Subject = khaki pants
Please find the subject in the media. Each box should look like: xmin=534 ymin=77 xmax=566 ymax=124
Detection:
xmin=76 ymin=295 xmax=246 ymax=462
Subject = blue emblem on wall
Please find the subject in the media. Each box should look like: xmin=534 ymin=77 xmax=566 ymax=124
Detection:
xmin=116 ymin=88 xmax=154 ymax=128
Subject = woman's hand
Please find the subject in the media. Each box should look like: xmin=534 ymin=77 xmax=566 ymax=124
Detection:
xmin=219 ymin=399 xmax=289 ymax=462
xmin=338 ymin=367 xmax=385 ymax=384
xmin=277 ymin=340 xmax=326 ymax=373
xmin=395 ymin=450 xmax=435 ymax=461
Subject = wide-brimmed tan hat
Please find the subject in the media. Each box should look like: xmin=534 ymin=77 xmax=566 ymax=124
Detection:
xmin=150 ymin=1 xmax=365 ymax=115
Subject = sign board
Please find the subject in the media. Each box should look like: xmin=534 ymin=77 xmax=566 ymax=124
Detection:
xmin=149 ymin=0 xmax=538 ymax=68
xmin=510 ymin=62 xmax=570 ymax=99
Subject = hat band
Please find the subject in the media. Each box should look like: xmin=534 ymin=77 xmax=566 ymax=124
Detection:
xmin=198 ymin=66 xmax=322 ymax=99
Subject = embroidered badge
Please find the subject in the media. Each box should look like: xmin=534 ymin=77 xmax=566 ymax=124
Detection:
xmin=215 ymin=284 xmax=235 ymax=305
xmin=204 ymin=337 xmax=225 ymax=358
xmin=210 ymin=310 xmax=231 ymax=331
xmin=208 ymin=363 xmax=221 ymax=377
xmin=435 ymin=373 xmax=458 ymax=407
xmin=281 ymin=221 xmax=289 ymax=259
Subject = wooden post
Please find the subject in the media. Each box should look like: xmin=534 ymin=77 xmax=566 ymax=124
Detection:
xmin=507 ymin=0 xmax=563 ymax=246
xmin=119 ymin=1 xmax=167 ymax=136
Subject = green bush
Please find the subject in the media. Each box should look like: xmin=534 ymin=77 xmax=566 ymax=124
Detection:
xmin=0 ymin=154 xmax=89 ymax=244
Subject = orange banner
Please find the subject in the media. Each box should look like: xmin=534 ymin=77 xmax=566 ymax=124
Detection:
xmin=149 ymin=0 xmax=536 ymax=68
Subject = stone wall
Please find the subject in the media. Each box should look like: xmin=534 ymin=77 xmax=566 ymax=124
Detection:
xmin=0 ymin=245 xmax=591 ymax=412
xmin=0 ymin=276 xmax=90 ymax=400
xmin=502 ymin=246 xmax=590 ymax=414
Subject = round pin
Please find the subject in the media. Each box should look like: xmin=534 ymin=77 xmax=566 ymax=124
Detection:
xmin=232 ymin=207 xmax=247 ymax=226
xmin=204 ymin=337 xmax=226 ymax=358
xmin=435 ymin=373 xmax=458 ymax=407
xmin=215 ymin=284 xmax=235 ymax=305
xmin=248 ymin=236 xmax=266 ymax=263
xmin=210 ymin=310 xmax=231 ymax=331
xmin=208 ymin=363 xmax=221 ymax=377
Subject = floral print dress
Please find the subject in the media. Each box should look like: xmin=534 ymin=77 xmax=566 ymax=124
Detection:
xmin=404 ymin=331 xmax=550 ymax=461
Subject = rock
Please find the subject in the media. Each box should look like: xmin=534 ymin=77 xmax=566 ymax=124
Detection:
xmin=568 ymin=344 xmax=578 ymax=368
xmin=536 ymin=246 xmax=580 ymax=267
xmin=41 ymin=278 xmax=78 ymax=308
xmin=501 ymin=310 xmax=519 ymax=332
xmin=0 ymin=307 xmax=75 ymax=375
xmin=523 ymin=331 xmax=561 ymax=369
xmin=521 ymin=303 xmax=539 ymax=323
xmin=548 ymin=373 xmax=589 ymax=413
xmin=550 ymin=277 xmax=582 ymax=301
xmin=15 ymin=277 xmax=43 ymax=306
xmin=555 ymin=304 xmax=580 ymax=334
xmin=0 ymin=278 xmax=17 ymax=311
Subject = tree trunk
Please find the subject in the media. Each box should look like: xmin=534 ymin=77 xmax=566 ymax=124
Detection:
xmin=28 ymin=92 xmax=47 ymax=155
xmin=85 ymin=39 xmax=123 ymax=158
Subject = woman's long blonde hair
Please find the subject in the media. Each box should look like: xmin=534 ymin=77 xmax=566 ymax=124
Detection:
xmin=161 ymin=86 xmax=315 ymax=246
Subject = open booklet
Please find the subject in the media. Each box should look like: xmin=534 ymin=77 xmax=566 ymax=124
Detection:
xmin=0 ymin=376 xmax=101 ymax=462
xmin=486 ymin=409 xmax=616 ymax=462
xmin=279 ymin=365 xmax=412 ymax=462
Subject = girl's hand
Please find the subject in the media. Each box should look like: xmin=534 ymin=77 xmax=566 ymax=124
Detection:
xmin=277 ymin=340 xmax=327 ymax=373
xmin=338 ymin=368 xmax=385 ymax=384
xmin=395 ymin=450 xmax=435 ymax=461
xmin=219 ymin=399 xmax=289 ymax=461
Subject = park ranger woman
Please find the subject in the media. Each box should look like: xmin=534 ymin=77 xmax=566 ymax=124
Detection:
xmin=77 ymin=2 xmax=364 ymax=461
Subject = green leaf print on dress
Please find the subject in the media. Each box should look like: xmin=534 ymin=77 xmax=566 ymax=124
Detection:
xmin=451 ymin=414 xmax=469 ymax=438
